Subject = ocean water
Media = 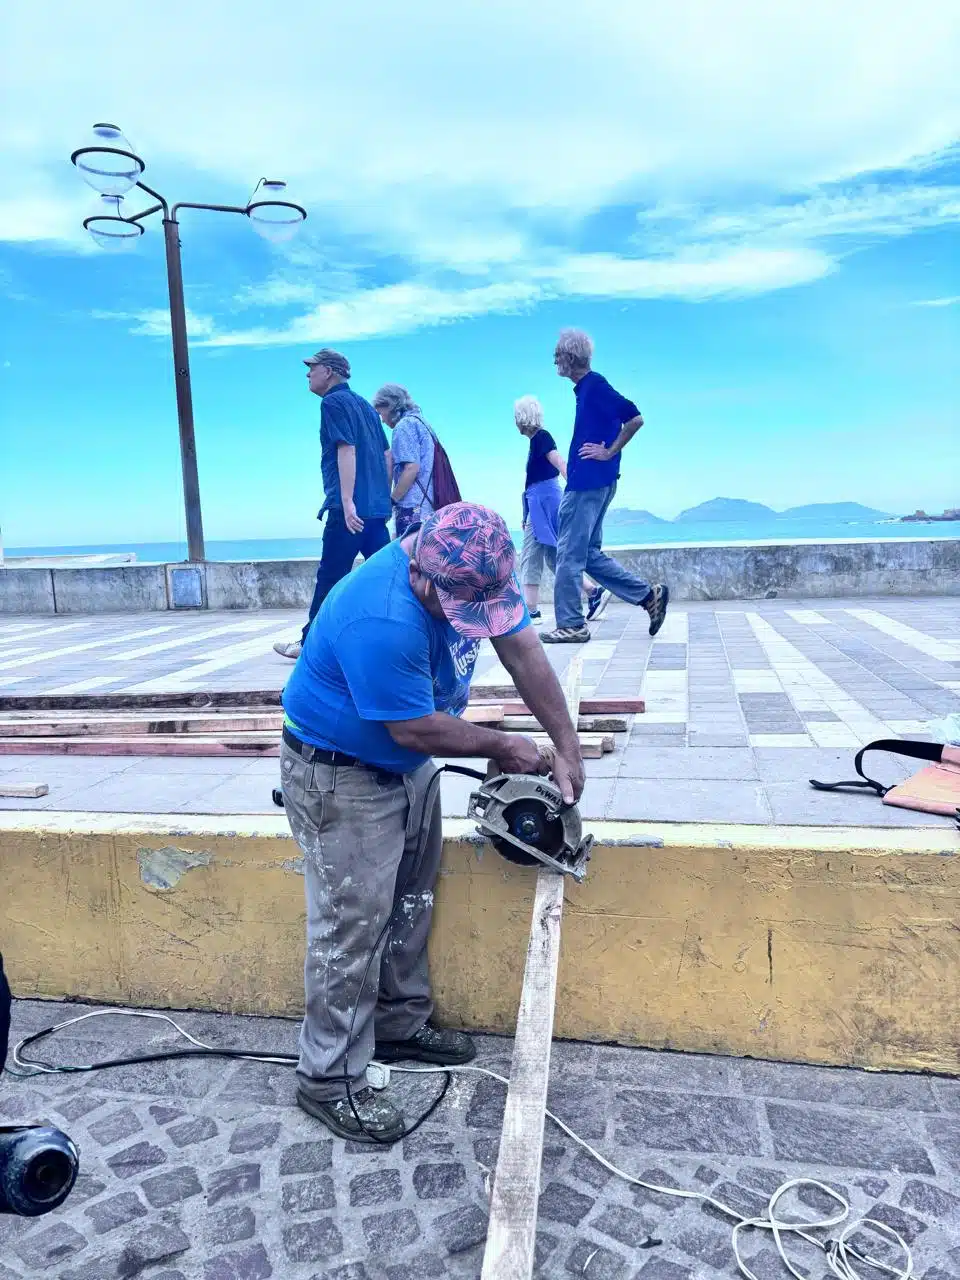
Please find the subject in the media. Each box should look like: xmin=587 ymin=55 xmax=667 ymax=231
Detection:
xmin=7 ymin=517 xmax=960 ymax=563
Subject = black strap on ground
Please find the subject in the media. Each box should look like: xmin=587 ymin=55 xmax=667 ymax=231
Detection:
xmin=809 ymin=738 xmax=945 ymax=798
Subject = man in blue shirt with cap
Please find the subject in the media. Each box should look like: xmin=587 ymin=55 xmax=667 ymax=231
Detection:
xmin=275 ymin=348 xmax=393 ymax=659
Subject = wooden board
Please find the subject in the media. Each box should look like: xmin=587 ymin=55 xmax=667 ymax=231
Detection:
xmin=501 ymin=715 xmax=627 ymax=733
xmin=0 ymin=738 xmax=279 ymax=758
xmin=468 ymin=683 xmax=518 ymax=701
xmin=0 ymin=690 xmax=283 ymax=713
xmin=461 ymin=704 xmax=504 ymax=726
xmin=0 ymin=783 xmax=49 ymax=798
xmin=480 ymin=656 xmax=581 ymax=1280
xmin=0 ymin=713 xmax=285 ymax=738
xmin=476 ymin=697 xmax=644 ymax=716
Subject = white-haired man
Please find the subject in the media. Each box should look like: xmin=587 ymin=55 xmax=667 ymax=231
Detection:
xmin=542 ymin=329 xmax=669 ymax=643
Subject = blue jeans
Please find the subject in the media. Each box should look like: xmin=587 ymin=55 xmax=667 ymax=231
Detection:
xmin=302 ymin=509 xmax=390 ymax=643
xmin=554 ymin=483 xmax=651 ymax=629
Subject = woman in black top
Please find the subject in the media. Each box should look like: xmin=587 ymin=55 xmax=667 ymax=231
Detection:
xmin=515 ymin=396 xmax=566 ymax=622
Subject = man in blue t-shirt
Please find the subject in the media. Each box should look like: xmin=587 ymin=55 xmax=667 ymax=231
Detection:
xmin=280 ymin=502 xmax=584 ymax=1143
xmin=542 ymin=328 xmax=670 ymax=644
xmin=275 ymin=348 xmax=393 ymax=659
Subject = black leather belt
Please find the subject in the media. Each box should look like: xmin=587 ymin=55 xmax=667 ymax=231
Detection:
xmin=282 ymin=725 xmax=394 ymax=776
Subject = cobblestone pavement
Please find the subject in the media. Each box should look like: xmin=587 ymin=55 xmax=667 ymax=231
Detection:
xmin=2 ymin=1000 xmax=959 ymax=1279
xmin=2 ymin=597 xmax=959 ymax=827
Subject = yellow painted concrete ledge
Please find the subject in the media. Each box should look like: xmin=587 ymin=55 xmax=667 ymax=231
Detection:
xmin=1 ymin=812 xmax=957 ymax=1075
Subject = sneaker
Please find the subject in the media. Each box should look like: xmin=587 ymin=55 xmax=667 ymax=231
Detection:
xmin=643 ymin=584 xmax=670 ymax=637
xmin=529 ymin=610 xmax=543 ymax=625
xmin=586 ymin=588 xmax=612 ymax=622
xmin=375 ymin=1021 xmax=477 ymax=1066
xmin=273 ymin=640 xmax=302 ymax=660
xmin=297 ymin=1085 xmax=405 ymax=1143
xmin=541 ymin=626 xmax=591 ymax=644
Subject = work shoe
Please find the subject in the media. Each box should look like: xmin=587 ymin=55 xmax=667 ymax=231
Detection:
xmin=541 ymin=625 xmax=591 ymax=644
xmin=297 ymin=1085 xmax=405 ymax=1144
xmin=586 ymin=588 xmax=612 ymax=622
xmin=273 ymin=640 xmax=302 ymax=660
xmin=375 ymin=1022 xmax=477 ymax=1066
xmin=643 ymin=584 xmax=670 ymax=637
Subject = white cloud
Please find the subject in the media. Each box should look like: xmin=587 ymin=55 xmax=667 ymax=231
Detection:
xmin=635 ymin=183 xmax=960 ymax=251
xmin=912 ymin=295 xmax=960 ymax=307
xmin=2 ymin=0 xmax=958 ymax=341
xmin=93 ymin=307 xmax=217 ymax=339
xmin=177 ymin=246 xmax=829 ymax=347
xmin=2 ymin=1 xmax=959 ymax=241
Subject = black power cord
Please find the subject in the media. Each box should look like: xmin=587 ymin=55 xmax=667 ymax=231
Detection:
xmin=15 ymin=764 xmax=489 ymax=1147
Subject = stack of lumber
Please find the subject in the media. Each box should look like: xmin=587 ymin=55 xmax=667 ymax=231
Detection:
xmin=0 ymin=689 xmax=638 ymax=759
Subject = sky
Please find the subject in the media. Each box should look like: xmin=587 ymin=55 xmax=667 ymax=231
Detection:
xmin=1 ymin=0 xmax=959 ymax=550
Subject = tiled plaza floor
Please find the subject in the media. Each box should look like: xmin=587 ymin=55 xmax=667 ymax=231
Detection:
xmin=1 ymin=597 xmax=958 ymax=826
xmin=3 ymin=999 xmax=959 ymax=1279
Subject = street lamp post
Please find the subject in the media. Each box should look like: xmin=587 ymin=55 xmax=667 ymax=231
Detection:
xmin=71 ymin=124 xmax=306 ymax=562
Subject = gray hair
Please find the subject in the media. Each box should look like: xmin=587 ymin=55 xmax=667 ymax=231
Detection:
xmin=372 ymin=383 xmax=419 ymax=424
xmin=554 ymin=327 xmax=593 ymax=371
xmin=514 ymin=395 xmax=543 ymax=430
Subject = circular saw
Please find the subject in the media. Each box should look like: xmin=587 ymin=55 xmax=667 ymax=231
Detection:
xmin=467 ymin=773 xmax=593 ymax=882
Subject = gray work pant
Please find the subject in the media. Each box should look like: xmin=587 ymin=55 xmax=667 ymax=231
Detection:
xmin=280 ymin=740 xmax=442 ymax=1101
xmin=554 ymin=482 xmax=652 ymax=628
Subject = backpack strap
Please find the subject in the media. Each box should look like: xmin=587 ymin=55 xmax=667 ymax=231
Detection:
xmin=809 ymin=738 xmax=945 ymax=797
xmin=409 ymin=419 xmax=437 ymax=506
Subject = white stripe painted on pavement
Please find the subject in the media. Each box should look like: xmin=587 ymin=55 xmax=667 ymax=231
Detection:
xmin=847 ymin=608 xmax=960 ymax=662
xmin=106 ymin=619 xmax=284 ymax=662
xmin=786 ymin=609 xmax=833 ymax=625
xmin=119 ymin=629 xmax=295 ymax=692
xmin=0 ymin=646 xmax=41 ymax=660
xmin=44 ymin=675 xmax=133 ymax=695
xmin=745 ymin=613 xmax=890 ymax=747
xmin=0 ymin=621 xmax=91 ymax=638
xmin=0 ymin=626 xmax=176 ymax=673
xmin=642 ymin=610 xmax=688 ymax=720
xmin=732 ymin=670 xmax=783 ymax=693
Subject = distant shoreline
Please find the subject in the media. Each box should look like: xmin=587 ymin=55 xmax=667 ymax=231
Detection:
xmin=7 ymin=515 xmax=960 ymax=565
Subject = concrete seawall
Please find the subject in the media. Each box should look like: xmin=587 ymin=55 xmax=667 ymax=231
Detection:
xmin=1 ymin=536 xmax=957 ymax=613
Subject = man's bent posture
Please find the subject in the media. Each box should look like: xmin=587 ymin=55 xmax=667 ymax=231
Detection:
xmin=281 ymin=502 xmax=585 ymax=1142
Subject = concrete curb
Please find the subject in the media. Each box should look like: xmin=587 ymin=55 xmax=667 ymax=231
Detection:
xmin=2 ymin=812 xmax=957 ymax=1074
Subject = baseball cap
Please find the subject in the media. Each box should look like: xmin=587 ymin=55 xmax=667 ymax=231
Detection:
xmin=415 ymin=503 xmax=526 ymax=639
xmin=303 ymin=348 xmax=351 ymax=377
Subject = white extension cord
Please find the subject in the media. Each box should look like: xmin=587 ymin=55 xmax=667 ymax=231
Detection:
xmin=10 ymin=1008 xmax=914 ymax=1280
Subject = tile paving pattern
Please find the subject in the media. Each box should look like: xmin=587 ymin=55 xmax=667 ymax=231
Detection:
xmin=0 ymin=598 xmax=958 ymax=827
xmin=3 ymin=999 xmax=960 ymax=1278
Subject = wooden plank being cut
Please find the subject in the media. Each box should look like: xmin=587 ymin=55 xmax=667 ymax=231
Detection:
xmin=0 ymin=783 xmax=49 ymax=798
xmin=480 ymin=656 xmax=582 ymax=1280
xmin=0 ymin=690 xmax=283 ymax=713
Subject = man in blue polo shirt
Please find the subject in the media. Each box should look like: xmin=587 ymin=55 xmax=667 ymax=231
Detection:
xmin=280 ymin=502 xmax=584 ymax=1143
xmin=275 ymin=348 xmax=393 ymax=659
xmin=542 ymin=328 xmax=669 ymax=644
